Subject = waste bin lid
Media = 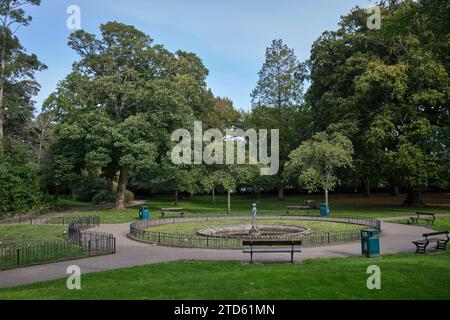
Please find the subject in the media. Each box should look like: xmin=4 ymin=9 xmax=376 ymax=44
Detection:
xmin=361 ymin=228 xmax=380 ymax=236
xmin=361 ymin=228 xmax=380 ymax=232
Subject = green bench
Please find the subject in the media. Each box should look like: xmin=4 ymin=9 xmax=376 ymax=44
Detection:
xmin=160 ymin=208 xmax=185 ymax=218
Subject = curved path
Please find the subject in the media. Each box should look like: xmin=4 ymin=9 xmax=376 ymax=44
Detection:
xmin=0 ymin=218 xmax=439 ymax=288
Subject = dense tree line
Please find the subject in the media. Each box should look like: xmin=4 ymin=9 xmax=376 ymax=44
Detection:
xmin=0 ymin=0 xmax=448 ymax=217
xmin=306 ymin=0 xmax=449 ymax=205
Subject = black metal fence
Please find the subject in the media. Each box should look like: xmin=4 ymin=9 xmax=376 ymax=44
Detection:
xmin=0 ymin=214 xmax=86 ymax=226
xmin=0 ymin=206 xmax=53 ymax=225
xmin=129 ymin=215 xmax=379 ymax=249
xmin=0 ymin=216 xmax=115 ymax=271
xmin=68 ymin=217 xmax=115 ymax=256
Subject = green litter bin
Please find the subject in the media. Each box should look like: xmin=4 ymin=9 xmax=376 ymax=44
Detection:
xmin=320 ymin=203 xmax=330 ymax=216
xmin=139 ymin=206 xmax=150 ymax=220
xmin=361 ymin=228 xmax=380 ymax=258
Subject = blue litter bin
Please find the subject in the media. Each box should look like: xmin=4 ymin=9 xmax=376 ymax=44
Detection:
xmin=361 ymin=228 xmax=380 ymax=258
xmin=320 ymin=203 xmax=330 ymax=216
xmin=139 ymin=206 xmax=150 ymax=220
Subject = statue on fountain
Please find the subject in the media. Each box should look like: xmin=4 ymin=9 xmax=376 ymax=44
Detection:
xmin=249 ymin=203 xmax=260 ymax=237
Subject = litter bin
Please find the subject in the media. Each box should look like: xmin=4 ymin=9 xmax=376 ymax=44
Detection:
xmin=320 ymin=203 xmax=330 ymax=216
xmin=139 ymin=206 xmax=150 ymax=220
xmin=361 ymin=228 xmax=380 ymax=258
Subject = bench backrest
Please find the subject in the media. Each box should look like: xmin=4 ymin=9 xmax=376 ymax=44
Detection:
xmin=304 ymin=200 xmax=315 ymax=205
xmin=242 ymin=240 xmax=302 ymax=246
xmin=423 ymin=231 xmax=449 ymax=237
xmin=161 ymin=208 xmax=184 ymax=212
xmin=416 ymin=212 xmax=436 ymax=216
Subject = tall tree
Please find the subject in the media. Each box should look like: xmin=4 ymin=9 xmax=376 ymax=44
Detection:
xmin=306 ymin=1 xmax=449 ymax=205
xmin=0 ymin=0 xmax=43 ymax=145
xmin=250 ymin=39 xmax=307 ymax=200
xmin=54 ymin=22 xmax=213 ymax=209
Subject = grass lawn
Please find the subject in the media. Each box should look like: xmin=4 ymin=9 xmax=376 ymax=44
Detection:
xmin=66 ymin=193 xmax=450 ymax=224
xmin=146 ymin=219 xmax=362 ymax=234
xmin=1 ymin=251 xmax=449 ymax=300
xmin=0 ymin=225 xmax=68 ymax=246
xmin=56 ymin=197 xmax=101 ymax=209
xmin=69 ymin=209 xmax=138 ymax=224
xmin=144 ymin=193 xmax=450 ymax=216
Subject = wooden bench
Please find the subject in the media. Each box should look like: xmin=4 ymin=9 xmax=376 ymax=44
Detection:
xmin=412 ymin=231 xmax=449 ymax=253
xmin=409 ymin=212 xmax=436 ymax=225
xmin=286 ymin=200 xmax=317 ymax=215
xmin=242 ymin=240 xmax=302 ymax=263
xmin=286 ymin=206 xmax=312 ymax=216
xmin=304 ymin=200 xmax=317 ymax=209
xmin=160 ymin=208 xmax=185 ymax=218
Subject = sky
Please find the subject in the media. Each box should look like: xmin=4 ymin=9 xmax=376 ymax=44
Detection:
xmin=19 ymin=0 xmax=373 ymax=112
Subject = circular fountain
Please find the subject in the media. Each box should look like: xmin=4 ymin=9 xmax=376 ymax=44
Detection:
xmin=197 ymin=203 xmax=310 ymax=238
xmin=197 ymin=224 xmax=309 ymax=238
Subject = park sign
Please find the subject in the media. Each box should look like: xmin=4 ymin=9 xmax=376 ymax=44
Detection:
xmin=171 ymin=121 xmax=279 ymax=176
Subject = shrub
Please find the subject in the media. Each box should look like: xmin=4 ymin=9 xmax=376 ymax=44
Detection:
xmin=76 ymin=177 xmax=107 ymax=203
xmin=125 ymin=189 xmax=135 ymax=204
xmin=0 ymin=143 xmax=43 ymax=217
xmin=92 ymin=190 xmax=115 ymax=204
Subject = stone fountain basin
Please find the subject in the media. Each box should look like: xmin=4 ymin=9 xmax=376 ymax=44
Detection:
xmin=197 ymin=224 xmax=310 ymax=238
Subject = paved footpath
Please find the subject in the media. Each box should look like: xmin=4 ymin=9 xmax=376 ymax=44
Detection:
xmin=0 ymin=217 xmax=444 ymax=289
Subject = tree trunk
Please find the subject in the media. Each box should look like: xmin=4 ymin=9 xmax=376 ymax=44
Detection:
xmin=212 ymin=188 xmax=216 ymax=207
xmin=106 ymin=177 xmax=113 ymax=192
xmin=0 ymin=113 xmax=3 ymax=144
xmin=70 ymin=187 xmax=76 ymax=200
xmin=277 ymin=185 xmax=285 ymax=201
xmin=257 ymin=189 xmax=261 ymax=200
xmin=403 ymin=189 xmax=426 ymax=207
xmin=362 ymin=178 xmax=371 ymax=197
xmin=389 ymin=182 xmax=400 ymax=197
xmin=227 ymin=190 xmax=231 ymax=214
xmin=324 ymin=189 xmax=329 ymax=206
xmin=52 ymin=188 xmax=59 ymax=211
xmin=175 ymin=189 xmax=178 ymax=206
xmin=114 ymin=167 xmax=128 ymax=210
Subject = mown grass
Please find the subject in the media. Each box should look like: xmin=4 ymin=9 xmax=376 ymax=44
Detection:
xmin=146 ymin=219 xmax=362 ymax=234
xmin=143 ymin=193 xmax=450 ymax=215
xmin=56 ymin=197 xmax=98 ymax=208
xmin=1 ymin=251 xmax=449 ymax=300
xmin=0 ymin=225 xmax=68 ymax=246
xmin=66 ymin=193 xmax=450 ymax=224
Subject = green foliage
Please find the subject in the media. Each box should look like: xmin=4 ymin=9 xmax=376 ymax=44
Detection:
xmin=75 ymin=177 xmax=109 ymax=203
xmin=75 ymin=177 xmax=134 ymax=204
xmin=306 ymin=0 xmax=450 ymax=199
xmin=285 ymin=132 xmax=353 ymax=197
xmin=248 ymin=39 xmax=310 ymax=195
xmin=0 ymin=142 xmax=43 ymax=216
xmin=0 ymin=0 xmax=46 ymax=141
xmin=50 ymin=21 xmax=214 ymax=208
xmin=251 ymin=39 xmax=305 ymax=110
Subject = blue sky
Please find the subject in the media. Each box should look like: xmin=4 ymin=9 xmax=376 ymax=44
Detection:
xmin=19 ymin=0 xmax=372 ymax=112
